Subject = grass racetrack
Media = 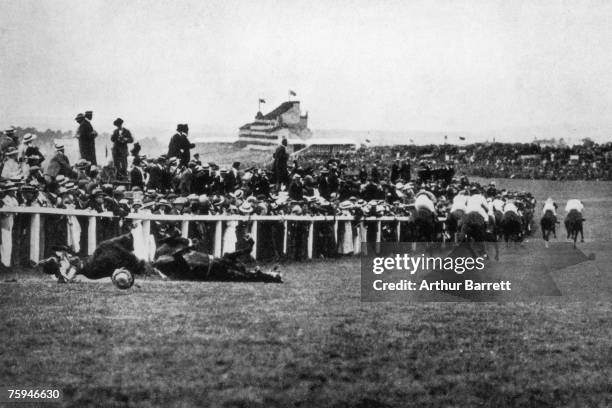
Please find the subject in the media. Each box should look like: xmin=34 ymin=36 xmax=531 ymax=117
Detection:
xmin=2 ymin=178 xmax=612 ymax=407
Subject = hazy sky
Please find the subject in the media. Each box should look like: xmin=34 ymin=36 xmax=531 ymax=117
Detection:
xmin=1 ymin=0 xmax=611 ymax=136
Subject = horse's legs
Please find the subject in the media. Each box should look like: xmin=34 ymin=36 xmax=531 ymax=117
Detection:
xmin=580 ymin=224 xmax=584 ymax=242
xmin=573 ymin=231 xmax=577 ymax=248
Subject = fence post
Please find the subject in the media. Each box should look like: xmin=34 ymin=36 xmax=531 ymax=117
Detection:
xmin=360 ymin=221 xmax=366 ymax=255
xmin=29 ymin=213 xmax=41 ymax=263
xmin=397 ymin=220 xmax=401 ymax=242
xmin=142 ymin=219 xmax=152 ymax=261
xmin=87 ymin=216 xmax=96 ymax=255
xmin=334 ymin=220 xmax=338 ymax=248
xmin=181 ymin=220 xmax=189 ymax=238
xmin=214 ymin=220 xmax=223 ymax=257
xmin=307 ymin=220 xmax=314 ymax=259
xmin=250 ymin=220 xmax=258 ymax=260
xmin=283 ymin=220 xmax=288 ymax=255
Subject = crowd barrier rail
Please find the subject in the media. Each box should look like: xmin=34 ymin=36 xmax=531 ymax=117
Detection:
xmin=0 ymin=207 xmax=446 ymax=265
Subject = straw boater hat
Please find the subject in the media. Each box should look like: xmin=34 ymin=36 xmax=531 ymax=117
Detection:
xmin=239 ymin=202 xmax=253 ymax=214
xmin=22 ymin=133 xmax=36 ymax=143
xmin=157 ymin=198 xmax=171 ymax=208
xmin=339 ymin=201 xmax=353 ymax=210
xmin=173 ymin=197 xmax=188 ymax=206
xmin=75 ymin=159 xmax=91 ymax=169
xmin=55 ymin=175 xmax=68 ymax=186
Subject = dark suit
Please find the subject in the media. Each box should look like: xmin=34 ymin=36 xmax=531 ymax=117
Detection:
xmin=390 ymin=163 xmax=400 ymax=182
xmin=225 ymin=169 xmax=241 ymax=192
xmin=77 ymin=119 xmax=97 ymax=165
xmin=130 ymin=165 xmax=145 ymax=190
xmin=111 ymin=128 xmax=133 ymax=178
xmin=272 ymin=145 xmax=289 ymax=185
xmin=168 ymin=132 xmax=195 ymax=166
xmin=147 ymin=164 xmax=164 ymax=191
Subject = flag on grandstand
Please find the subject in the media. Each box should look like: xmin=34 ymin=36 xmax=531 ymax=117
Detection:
xmin=289 ymin=90 xmax=297 ymax=96
xmin=259 ymin=98 xmax=266 ymax=103
xmin=459 ymin=136 xmax=466 ymax=141
xmin=365 ymin=138 xmax=371 ymax=143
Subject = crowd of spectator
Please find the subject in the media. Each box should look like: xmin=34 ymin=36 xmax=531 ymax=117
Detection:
xmin=0 ymin=122 xmax=546 ymax=265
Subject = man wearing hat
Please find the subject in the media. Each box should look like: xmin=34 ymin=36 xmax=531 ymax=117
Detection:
xmin=45 ymin=143 xmax=74 ymax=180
xmin=21 ymin=133 xmax=45 ymax=168
xmin=111 ymin=118 xmax=134 ymax=179
xmin=168 ymin=124 xmax=195 ymax=167
xmin=226 ymin=161 xmax=241 ymax=192
xmin=130 ymin=155 xmax=146 ymax=190
xmin=272 ymin=137 xmax=289 ymax=188
xmin=75 ymin=112 xmax=97 ymax=165
xmin=288 ymin=173 xmax=304 ymax=201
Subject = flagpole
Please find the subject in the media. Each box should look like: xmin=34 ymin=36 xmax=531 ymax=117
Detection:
xmin=258 ymin=98 xmax=261 ymax=112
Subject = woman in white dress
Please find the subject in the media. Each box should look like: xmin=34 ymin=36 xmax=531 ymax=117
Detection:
xmin=337 ymin=201 xmax=354 ymax=255
xmin=222 ymin=205 xmax=239 ymax=255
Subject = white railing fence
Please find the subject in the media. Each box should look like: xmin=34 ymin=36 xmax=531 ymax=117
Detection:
xmin=0 ymin=207 xmax=445 ymax=266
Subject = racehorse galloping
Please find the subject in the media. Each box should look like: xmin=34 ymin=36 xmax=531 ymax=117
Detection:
xmin=461 ymin=212 xmax=487 ymax=257
xmin=501 ymin=211 xmax=523 ymax=245
xmin=445 ymin=209 xmax=464 ymax=243
xmin=565 ymin=210 xmax=584 ymax=248
xmin=540 ymin=210 xmax=557 ymax=248
xmin=412 ymin=207 xmax=437 ymax=244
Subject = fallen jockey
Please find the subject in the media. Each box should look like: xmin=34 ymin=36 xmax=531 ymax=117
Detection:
xmin=153 ymin=234 xmax=282 ymax=283
xmin=38 ymin=233 xmax=147 ymax=283
xmin=39 ymin=232 xmax=281 ymax=284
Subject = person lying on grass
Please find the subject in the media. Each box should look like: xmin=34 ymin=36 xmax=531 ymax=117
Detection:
xmin=38 ymin=233 xmax=281 ymax=284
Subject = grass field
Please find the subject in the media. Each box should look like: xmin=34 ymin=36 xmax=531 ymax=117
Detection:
xmin=1 ymin=179 xmax=612 ymax=407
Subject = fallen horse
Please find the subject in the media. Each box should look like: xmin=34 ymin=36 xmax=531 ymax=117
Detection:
xmin=38 ymin=232 xmax=282 ymax=284
xmin=154 ymin=234 xmax=282 ymax=283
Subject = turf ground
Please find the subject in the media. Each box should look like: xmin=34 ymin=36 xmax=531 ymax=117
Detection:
xmin=1 ymin=178 xmax=612 ymax=407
